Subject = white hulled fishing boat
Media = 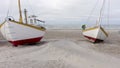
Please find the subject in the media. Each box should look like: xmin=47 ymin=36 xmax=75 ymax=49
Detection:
xmin=0 ymin=0 xmax=46 ymax=46
xmin=82 ymin=26 xmax=108 ymax=43
xmin=82 ymin=0 xmax=108 ymax=43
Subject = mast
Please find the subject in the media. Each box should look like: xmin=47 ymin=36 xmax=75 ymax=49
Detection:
xmin=18 ymin=0 xmax=23 ymax=23
xmin=24 ymin=9 xmax=28 ymax=24
xmin=97 ymin=0 xmax=105 ymax=26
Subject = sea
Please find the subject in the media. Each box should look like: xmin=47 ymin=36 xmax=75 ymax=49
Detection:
xmin=45 ymin=23 xmax=120 ymax=30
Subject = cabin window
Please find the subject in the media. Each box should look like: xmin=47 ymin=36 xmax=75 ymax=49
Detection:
xmin=30 ymin=19 xmax=33 ymax=24
xmin=34 ymin=19 xmax=36 ymax=24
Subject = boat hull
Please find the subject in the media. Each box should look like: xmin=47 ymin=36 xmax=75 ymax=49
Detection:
xmin=82 ymin=26 xmax=108 ymax=43
xmin=9 ymin=37 xmax=43 ymax=46
xmin=0 ymin=21 xmax=46 ymax=46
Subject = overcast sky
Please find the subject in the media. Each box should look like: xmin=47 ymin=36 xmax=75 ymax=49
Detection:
xmin=0 ymin=0 xmax=120 ymax=25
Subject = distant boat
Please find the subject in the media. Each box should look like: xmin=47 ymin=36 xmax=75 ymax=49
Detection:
xmin=0 ymin=0 xmax=46 ymax=46
xmin=82 ymin=0 xmax=108 ymax=43
xmin=82 ymin=26 xmax=108 ymax=43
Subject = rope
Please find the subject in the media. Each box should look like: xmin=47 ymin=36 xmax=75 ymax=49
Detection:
xmin=87 ymin=0 xmax=99 ymax=23
xmin=27 ymin=0 xmax=35 ymax=15
xmin=97 ymin=0 xmax=106 ymax=25
xmin=106 ymin=0 xmax=110 ymax=34
xmin=107 ymin=0 xmax=110 ymax=29
xmin=6 ymin=0 xmax=11 ymax=19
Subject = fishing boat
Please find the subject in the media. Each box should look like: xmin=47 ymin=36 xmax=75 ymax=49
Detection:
xmin=82 ymin=0 xmax=108 ymax=43
xmin=82 ymin=26 xmax=108 ymax=43
xmin=0 ymin=0 xmax=46 ymax=46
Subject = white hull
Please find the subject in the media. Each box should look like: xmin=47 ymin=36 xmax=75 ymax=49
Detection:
xmin=82 ymin=26 xmax=108 ymax=43
xmin=0 ymin=21 xmax=46 ymax=45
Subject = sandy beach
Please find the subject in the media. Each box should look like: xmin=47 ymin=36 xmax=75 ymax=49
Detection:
xmin=0 ymin=29 xmax=120 ymax=68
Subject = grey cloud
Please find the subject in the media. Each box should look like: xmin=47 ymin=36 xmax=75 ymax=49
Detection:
xmin=0 ymin=0 xmax=120 ymax=25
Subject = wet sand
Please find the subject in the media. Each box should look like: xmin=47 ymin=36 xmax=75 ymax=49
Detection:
xmin=0 ymin=29 xmax=120 ymax=68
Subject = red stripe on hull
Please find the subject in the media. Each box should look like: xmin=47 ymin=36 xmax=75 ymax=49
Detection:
xmin=84 ymin=35 xmax=103 ymax=43
xmin=9 ymin=37 xmax=43 ymax=46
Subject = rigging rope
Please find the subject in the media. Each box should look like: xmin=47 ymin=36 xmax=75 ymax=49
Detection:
xmin=87 ymin=0 xmax=99 ymax=23
xmin=26 ymin=0 xmax=35 ymax=15
xmin=106 ymin=0 xmax=110 ymax=34
xmin=107 ymin=0 xmax=110 ymax=29
xmin=97 ymin=0 xmax=106 ymax=25
xmin=6 ymin=0 xmax=11 ymax=17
